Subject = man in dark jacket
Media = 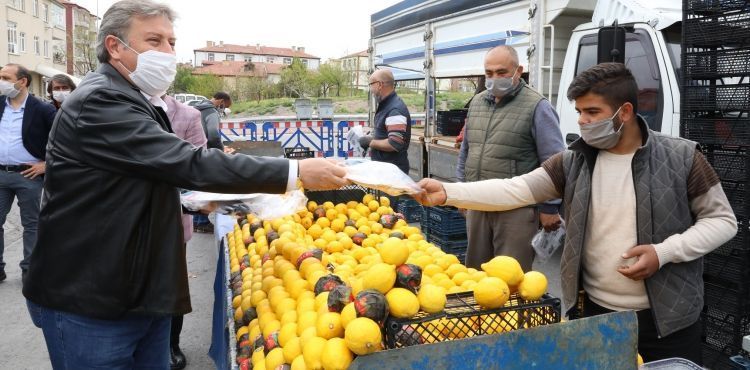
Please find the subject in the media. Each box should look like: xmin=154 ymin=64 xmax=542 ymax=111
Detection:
xmin=0 ymin=63 xmax=56 ymax=281
xmin=22 ymin=1 xmax=348 ymax=368
xmin=359 ymin=69 xmax=411 ymax=174
xmin=194 ymin=91 xmax=231 ymax=150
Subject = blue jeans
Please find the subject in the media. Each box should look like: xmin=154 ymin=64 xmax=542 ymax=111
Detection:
xmin=38 ymin=305 xmax=171 ymax=369
xmin=0 ymin=170 xmax=43 ymax=272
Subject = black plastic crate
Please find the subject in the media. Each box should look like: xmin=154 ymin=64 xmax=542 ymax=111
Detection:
xmin=702 ymin=305 xmax=750 ymax=353
xmin=702 ymin=344 xmax=746 ymax=370
xmin=704 ymin=250 xmax=750 ymax=284
xmin=436 ymin=110 xmax=467 ymax=136
xmin=681 ymin=116 xmax=750 ymax=146
xmin=686 ymin=0 xmax=750 ymax=14
xmin=683 ymin=48 xmax=750 ymax=79
xmin=427 ymin=233 xmax=468 ymax=255
xmin=384 ymin=292 xmax=561 ymax=349
xmin=423 ymin=206 xmax=467 ymax=235
xmin=305 ymin=184 xmax=371 ymax=204
xmin=704 ymin=280 xmax=750 ymax=312
xmin=284 ymin=146 xmax=315 ymax=159
xmin=683 ymin=84 xmax=750 ymax=113
xmin=396 ymin=199 xmax=424 ymax=223
xmin=719 ymin=180 xmax=749 ymax=220
xmin=684 ymin=10 xmax=750 ymax=47
xmin=703 ymin=148 xmax=750 ymax=183
xmin=712 ymin=231 xmax=750 ymax=257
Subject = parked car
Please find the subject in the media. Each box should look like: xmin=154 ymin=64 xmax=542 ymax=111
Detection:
xmin=173 ymin=93 xmax=207 ymax=104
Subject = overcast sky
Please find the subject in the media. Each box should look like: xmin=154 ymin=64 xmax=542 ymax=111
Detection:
xmin=74 ymin=0 xmax=403 ymax=62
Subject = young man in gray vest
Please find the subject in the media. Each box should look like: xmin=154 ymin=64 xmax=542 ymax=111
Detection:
xmin=416 ymin=63 xmax=738 ymax=364
xmin=456 ymin=45 xmax=565 ymax=271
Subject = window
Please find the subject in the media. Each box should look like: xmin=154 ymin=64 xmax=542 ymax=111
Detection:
xmin=51 ymin=4 xmax=64 ymax=29
xmin=575 ymin=29 xmax=663 ymax=131
xmin=8 ymin=0 xmax=25 ymax=11
xmin=207 ymin=53 xmax=215 ymax=61
xmin=7 ymin=22 xmax=17 ymax=54
xmin=34 ymin=35 xmax=40 ymax=55
xmin=32 ymin=0 xmax=38 ymax=16
xmin=226 ymin=54 xmax=235 ymax=61
xmin=302 ymin=59 xmax=308 ymax=67
xmin=266 ymin=56 xmax=275 ymax=64
xmin=244 ymin=55 xmax=252 ymax=62
xmin=283 ymin=57 xmax=292 ymax=65
xmin=42 ymin=3 xmax=48 ymax=22
xmin=19 ymin=31 xmax=24 ymax=52
xmin=43 ymin=40 xmax=49 ymax=57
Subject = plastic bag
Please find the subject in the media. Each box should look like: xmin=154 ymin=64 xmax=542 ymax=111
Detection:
xmin=345 ymin=161 xmax=421 ymax=196
xmin=181 ymin=189 xmax=307 ymax=220
xmin=531 ymin=220 xmax=566 ymax=262
xmin=346 ymin=125 xmax=368 ymax=158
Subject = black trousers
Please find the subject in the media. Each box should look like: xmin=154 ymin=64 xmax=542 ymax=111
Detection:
xmin=583 ymin=295 xmax=703 ymax=365
xmin=171 ymin=243 xmax=187 ymax=347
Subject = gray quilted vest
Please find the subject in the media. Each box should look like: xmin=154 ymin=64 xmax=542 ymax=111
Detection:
xmin=560 ymin=117 xmax=701 ymax=337
xmin=464 ymin=83 xmax=544 ymax=181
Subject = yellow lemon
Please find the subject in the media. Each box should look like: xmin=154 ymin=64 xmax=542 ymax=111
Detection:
xmin=321 ymin=337 xmax=353 ymax=370
xmin=474 ymin=277 xmax=510 ymax=309
xmin=344 ymin=317 xmax=383 ymax=355
xmin=265 ymin=347 xmax=285 ymax=370
xmin=385 ymin=288 xmax=420 ymax=318
xmin=340 ymin=303 xmax=357 ymax=329
xmin=362 ymin=263 xmax=396 ymax=294
xmin=418 ymin=284 xmax=447 ymax=314
xmin=302 ymin=336 xmax=327 ymax=370
xmin=481 ymin=256 xmax=525 ymax=286
xmin=316 ymin=312 xmax=344 ymax=339
xmin=378 ymin=237 xmax=409 ymax=266
xmin=518 ymin=271 xmax=548 ymax=301
xmin=283 ymin=336 xmax=302 ymax=364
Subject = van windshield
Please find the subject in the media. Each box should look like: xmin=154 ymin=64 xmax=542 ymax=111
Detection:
xmin=662 ymin=23 xmax=682 ymax=92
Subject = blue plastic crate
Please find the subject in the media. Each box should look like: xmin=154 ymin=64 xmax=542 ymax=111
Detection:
xmin=428 ymin=233 xmax=468 ymax=255
xmin=424 ymin=206 xmax=466 ymax=234
xmin=397 ymin=199 xmax=424 ymax=223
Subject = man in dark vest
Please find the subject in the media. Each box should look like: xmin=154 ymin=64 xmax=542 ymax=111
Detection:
xmin=194 ymin=91 xmax=231 ymax=151
xmin=416 ymin=63 xmax=738 ymax=364
xmin=456 ymin=45 xmax=565 ymax=271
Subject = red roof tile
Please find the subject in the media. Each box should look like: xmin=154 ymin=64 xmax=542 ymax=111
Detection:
xmin=191 ymin=61 xmax=285 ymax=77
xmin=194 ymin=43 xmax=320 ymax=59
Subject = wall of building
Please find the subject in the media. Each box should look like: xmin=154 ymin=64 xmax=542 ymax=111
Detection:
xmin=194 ymin=51 xmax=319 ymax=70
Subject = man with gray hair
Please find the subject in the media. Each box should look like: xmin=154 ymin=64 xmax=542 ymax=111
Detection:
xmin=359 ymin=68 xmax=411 ymax=174
xmin=22 ymin=1 xmax=348 ymax=368
xmin=456 ymin=45 xmax=565 ymax=271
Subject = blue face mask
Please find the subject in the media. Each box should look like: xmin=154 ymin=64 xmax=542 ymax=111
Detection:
xmin=485 ymin=69 xmax=518 ymax=97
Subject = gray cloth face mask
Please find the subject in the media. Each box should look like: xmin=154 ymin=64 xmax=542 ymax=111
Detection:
xmin=485 ymin=69 xmax=518 ymax=98
xmin=580 ymin=106 xmax=624 ymax=149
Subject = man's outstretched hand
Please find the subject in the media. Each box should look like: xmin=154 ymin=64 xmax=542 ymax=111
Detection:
xmin=413 ymin=178 xmax=447 ymax=206
xmin=298 ymin=158 xmax=350 ymax=190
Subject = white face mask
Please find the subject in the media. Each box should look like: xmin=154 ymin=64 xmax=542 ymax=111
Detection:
xmin=116 ymin=38 xmax=177 ymax=97
xmin=0 ymin=80 xmax=21 ymax=98
xmin=53 ymin=90 xmax=71 ymax=103
xmin=580 ymin=106 xmax=624 ymax=149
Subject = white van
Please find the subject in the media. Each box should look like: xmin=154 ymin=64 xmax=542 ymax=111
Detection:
xmin=173 ymin=93 xmax=207 ymax=104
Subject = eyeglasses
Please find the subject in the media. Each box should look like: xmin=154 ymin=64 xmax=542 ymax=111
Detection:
xmin=369 ymin=81 xmax=382 ymax=86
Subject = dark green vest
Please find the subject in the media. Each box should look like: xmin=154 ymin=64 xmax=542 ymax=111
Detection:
xmin=464 ymin=83 xmax=544 ymax=181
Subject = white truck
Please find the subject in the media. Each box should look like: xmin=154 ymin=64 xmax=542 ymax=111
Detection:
xmin=370 ymin=0 xmax=682 ymax=181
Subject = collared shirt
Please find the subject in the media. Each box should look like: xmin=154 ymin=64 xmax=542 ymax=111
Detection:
xmin=0 ymin=94 xmax=39 ymax=164
xmin=141 ymin=92 xmax=169 ymax=112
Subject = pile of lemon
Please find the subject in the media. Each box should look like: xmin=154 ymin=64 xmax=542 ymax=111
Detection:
xmin=227 ymin=194 xmax=549 ymax=370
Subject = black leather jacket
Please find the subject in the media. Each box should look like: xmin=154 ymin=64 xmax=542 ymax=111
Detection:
xmin=23 ymin=63 xmax=289 ymax=319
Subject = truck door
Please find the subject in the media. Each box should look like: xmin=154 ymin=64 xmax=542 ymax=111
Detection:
xmin=559 ymin=28 xmax=667 ymax=142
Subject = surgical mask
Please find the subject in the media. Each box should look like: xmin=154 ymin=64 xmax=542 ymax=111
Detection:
xmin=580 ymin=106 xmax=624 ymax=149
xmin=485 ymin=69 xmax=518 ymax=97
xmin=0 ymin=80 xmax=21 ymax=98
xmin=53 ymin=90 xmax=71 ymax=103
xmin=116 ymin=38 xmax=177 ymax=97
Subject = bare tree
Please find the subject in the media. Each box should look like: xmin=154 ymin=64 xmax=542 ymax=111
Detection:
xmin=73 ymin=27 xmax=98 ymax=76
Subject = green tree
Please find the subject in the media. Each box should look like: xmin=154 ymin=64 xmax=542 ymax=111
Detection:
xmin=316 ymin=63 xmax=348 ymax=97
xmin=190 ymin=74 xmax=225 ymax=98
xmin=279 ymin=58 xmax=311 ymax=98
xmin=171 ymin=65 xmax=196 ymax=94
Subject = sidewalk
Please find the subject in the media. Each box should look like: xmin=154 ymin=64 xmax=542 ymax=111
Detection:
xmin=0 ymin=202 xmax=217 ymax=369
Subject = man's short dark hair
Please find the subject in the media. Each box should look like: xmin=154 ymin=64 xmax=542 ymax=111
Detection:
xmin=5 ymin=63 xmax=32 ymax=87
xmin=566 ymin=63 xmax=638 ymax=112
xmin=47 ymin=74 xmax=77 ymax=98
xmin=213 ymin=91 xmax=231 ymax=102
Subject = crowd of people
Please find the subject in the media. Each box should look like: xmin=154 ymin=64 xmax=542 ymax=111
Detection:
xmin=0 ymin=0 xmax=739 ymax=369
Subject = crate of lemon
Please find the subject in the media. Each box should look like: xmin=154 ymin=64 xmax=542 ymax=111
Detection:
xmin=226 ymin=193 xmax=560 ymax=370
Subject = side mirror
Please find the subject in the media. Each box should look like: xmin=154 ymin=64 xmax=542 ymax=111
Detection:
xmin=597 ymin=22 xmax=627 ymax=64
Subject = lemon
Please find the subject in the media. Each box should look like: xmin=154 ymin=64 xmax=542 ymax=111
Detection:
xmin=278 ymin=322 xmax=298 ymax=347
xmin=265 ymin=347 xmax=285 ymax=370
xmin=314 ymin=292 xmax=330 ymax=311
xmin=637 ymin=353 xmax=644 ymax=366
xmin=474 ymin=277 xmax=510 ymax=309
xmin=518 ymin=271 xmax=548 ymax=301
xmin=299 ymin=326 xmax=318 ymax=348
xmin=316 ymin=312 xmax=344 ymax=339
xmin=385 ymin=288 xmax=420 ymax=318
xmin=344 ymin=317 xmax=383 ymax=355
xmin=423 ymin=264 xmax=443 ymax=277
xmin=297 ymin=310 xmax=318 ymax=335
xmin=362 ymin=263 xmax=396 ymax=294
xmin=340 ymin=303 xmax=357 ymax=329
xmin=321 ymin=337 xmax=354 ymax=370
xmin=291 ymin=354 xmax=306 ymax=370
xmin=251 ymin=347 xmax=265 ymax=368
xmin=283 ymin=336 xmax=302 ymax=363
xmin=418 ymin=284 xmax=447 ymax=314
xmin=481 ymin=256 xmax=525 ymax=286
xmin=302 ymin=336 xmax=327 ymax=370
xmin=379 ymin=237 xmax=409 ymax=266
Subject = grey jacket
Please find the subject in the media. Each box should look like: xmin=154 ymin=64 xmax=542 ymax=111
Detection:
xmin=194 ymin=100 xmax=223 ymax=150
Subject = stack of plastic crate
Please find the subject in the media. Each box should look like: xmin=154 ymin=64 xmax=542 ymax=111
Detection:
xmin=681 ymin=1 xmax=750 ymax=368
xmin=421 ymin=206 xmax=468 ymax=263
